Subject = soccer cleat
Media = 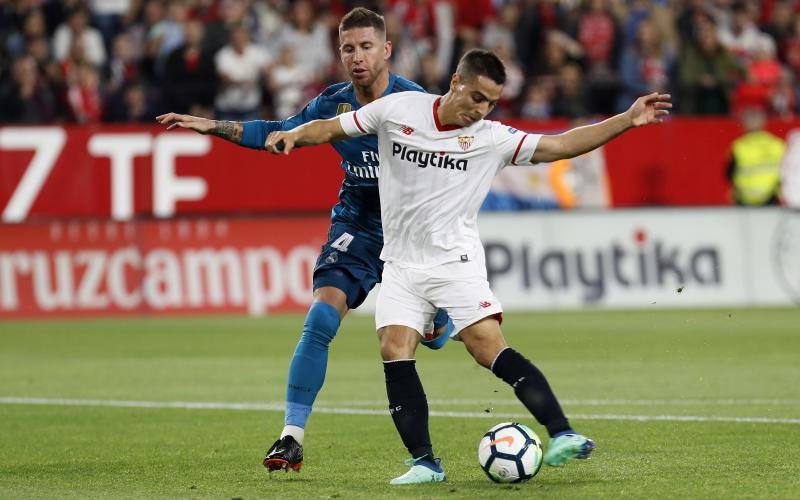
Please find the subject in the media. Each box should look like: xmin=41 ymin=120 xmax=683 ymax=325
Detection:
xmin=543 ymin=433 xmax=596 ymax=467
xmin=263 ymin=435 xmax=304 ymax=472
xmin=389 ymin=456 xmax=446 ymax=485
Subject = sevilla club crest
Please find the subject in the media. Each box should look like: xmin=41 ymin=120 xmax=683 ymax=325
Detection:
xmin=457 ymin=135 xmax=474 ymax=151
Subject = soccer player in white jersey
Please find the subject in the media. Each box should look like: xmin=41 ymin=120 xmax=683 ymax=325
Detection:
xmin=265 ymin=49 xmax=671 ymax=484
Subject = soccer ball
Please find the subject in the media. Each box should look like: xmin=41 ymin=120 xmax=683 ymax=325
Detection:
xmin=477 ymin=422 xmax=543 ymax=483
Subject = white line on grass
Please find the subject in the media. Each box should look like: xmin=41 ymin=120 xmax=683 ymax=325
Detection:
xmin=1 ymin=397 xmax=799 ymax=425
xmin=333 ymin=398 xmax=800 ymax=407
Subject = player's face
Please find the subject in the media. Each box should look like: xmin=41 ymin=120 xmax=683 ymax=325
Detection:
xmin=339 ymin=27 xmax=391 ymax=87
xmin=449 ymin=74 xmax=503 ymax=126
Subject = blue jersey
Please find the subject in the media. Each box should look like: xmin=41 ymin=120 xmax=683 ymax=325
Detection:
xmin=240 ymin=74 xmax=424 ymax=241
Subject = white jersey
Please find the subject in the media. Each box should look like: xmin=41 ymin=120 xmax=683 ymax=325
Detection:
xmin=340 ymin=91 xmax=541 ymax=268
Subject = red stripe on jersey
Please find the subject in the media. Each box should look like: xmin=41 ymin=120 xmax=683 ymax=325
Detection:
xmin=511 ymin=134 xmax=529 ymax=165
xmin=353 ymin=111 xmax=367 ymax=133
xmin=433 ymin=98 xmax=462 ymax=132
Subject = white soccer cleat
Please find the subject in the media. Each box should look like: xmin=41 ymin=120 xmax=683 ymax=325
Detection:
xmin=389 ymin=457 xmax=446 ymax=485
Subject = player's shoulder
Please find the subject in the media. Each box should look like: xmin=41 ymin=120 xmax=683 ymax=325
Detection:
xmin=382 ymin=90 xmax=433 ymax=105
xmin=482 ymin=119 xmax=523 ymax=136
xmin=318 ymin=81 xmax=354 ymax=100
xmin=390 ymin=74 xmax=426 ymax=94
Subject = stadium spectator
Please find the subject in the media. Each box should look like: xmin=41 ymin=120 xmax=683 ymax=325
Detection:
xmin=65 ymin=62 xmax=103 ymax=123
xmin=382 ymin=7 xmax=423 ymax=84
xmin=534 ymin=30 xmax=584 ymax=82
xmin=4 ymin=8 xmax=48 ymax=59
xmin=520 ymin=81 xmax=554 ymax=119
xmin=676 ymin=0 xmax=715 ymax=43
xmin=26 ymin=35 xmax=61 ymax=88
xmin=616 ymin=18 xmax=674 ymax=112
xmin=482 ymin=3 xmax=518 ymax=55
xmin=727 ymin=107 xmax=785 ymax=205
xmin=106 ymin=32 xmax=140 ymax=94
xmin=268 ymin=46 xmax=313 ymax=119
xmin=553 ymin=63 xmax=590 ymax=118
xmin=733 ymin=39 xmax=785 ymax=113
xmin=2 ymin=0 xmax=800 ymax=121
xmin=512 ymin=0 xmax=545 ymax=74
xmin=492 ymin=42 xmax=524 ymax=117
xmin=779 ymin=12 xmax=800 ymax=86
xmin=717 ymin=2 xmax=775 ymax=65
xmin=276 ymin=0 xmax=333 ymax=84
xmin=679 ymin=22 xmax=745 ymax=114
xmin=253 ymin=0 xmax=286 ymax=50
xmin=105 ymin=79 xmax=156 ymax=122
xmin=203 ymin=0 xmax=255 ymax=54
xmin=53 ymin=5 xmax=107 ymax=68
xmin=213 ymin=23 xmax=271 ymax=121
xmin=87 ymin=0 xmax=134 ymax=50
xmin=0 ymin=55 xmax=59 ymax=123
xmin=163 ymin=18 xmax=217 ymax=115
xmin=124 ymin=0 xmax=165 ymax=82
xmin=418 ymin=51 xmax=447 ymax=94
xmin=147 ymin=0 xmax=190 ymax=79
xmin=763 ymin=0 xmax=794 ymax=51
xmin=573 ymin=0 xmax=621 ymax=114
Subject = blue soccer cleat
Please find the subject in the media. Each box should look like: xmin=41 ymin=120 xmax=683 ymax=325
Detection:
xmin=389 ymin=456 xmax=446 ymax=485
xmin=421 ymin=309 xmax=453 ymax=350
xmin=543 ymin=433 xmax=596 ymax=467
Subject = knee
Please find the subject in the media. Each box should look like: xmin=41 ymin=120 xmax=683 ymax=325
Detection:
xmin=379 ymin=328 xmax=418 ymax=361
xmin=470 ymin=344 xmax=504 ymax=369
xmin=301 ymin=301 xmax=342 ymax=347
xmin=461 ymin=328 xmax=507 ymax=368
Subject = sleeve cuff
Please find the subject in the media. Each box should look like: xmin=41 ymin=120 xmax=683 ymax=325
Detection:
xmin=339 ymin=111 xmax=367 ymax=137
xmin=511 ymin=133 xmax=543 ymax=166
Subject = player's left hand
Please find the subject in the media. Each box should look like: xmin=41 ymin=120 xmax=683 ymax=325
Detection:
xmin=265 ymin=131 xmax=296 ymax=155
xmin=627 ymin=92 xmax=672 ymax=127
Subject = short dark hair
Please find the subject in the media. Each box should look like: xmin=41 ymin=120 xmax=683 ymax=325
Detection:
xmin=339 ymin=7 xmax=385 ymax=36
xmin=456 ymin=49 xmax=506 ymax=85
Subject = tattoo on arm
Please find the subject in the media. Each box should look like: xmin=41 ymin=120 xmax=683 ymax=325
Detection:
xmin=211 ymin=120 xmax=243 ymax=143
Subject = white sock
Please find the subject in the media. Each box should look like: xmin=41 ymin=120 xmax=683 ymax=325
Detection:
xmin=280 ymin=425 xmax=305 ymax=445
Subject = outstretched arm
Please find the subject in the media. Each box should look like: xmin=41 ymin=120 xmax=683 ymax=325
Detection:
xmin=532 ymin=92 xmax=671 ymax=163
xmin=156 ymin=98 xmax=316 ymax=149
xmin=155 ymin=113 xmax=245 ymax=143
xmin=264 ymin=117 xmax=349 ymax=155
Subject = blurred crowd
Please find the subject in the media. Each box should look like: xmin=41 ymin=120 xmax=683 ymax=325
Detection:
xmin=2 ymin=0 xmax=800 ymax=124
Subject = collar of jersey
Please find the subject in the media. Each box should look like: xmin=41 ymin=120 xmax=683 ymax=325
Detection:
xmin=346 ymin=73 xmax=398 ymax=108
xmin=433 ymin=97 xmax=463 ymax=132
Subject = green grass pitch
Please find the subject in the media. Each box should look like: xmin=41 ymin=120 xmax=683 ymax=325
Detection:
xmin=1 ymin=308 xmax=799 ymax=498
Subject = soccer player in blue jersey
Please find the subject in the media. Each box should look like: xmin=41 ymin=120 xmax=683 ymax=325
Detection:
xmin=156 ymin=8 xmax=453 ymax=472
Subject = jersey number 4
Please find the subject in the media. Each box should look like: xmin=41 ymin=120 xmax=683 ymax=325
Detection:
xmin=331 ymin=232 xmax=354 ymax=252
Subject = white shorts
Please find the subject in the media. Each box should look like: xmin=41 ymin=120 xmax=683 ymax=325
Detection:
xmin=375 ymin=257 xmax=503 ymax=337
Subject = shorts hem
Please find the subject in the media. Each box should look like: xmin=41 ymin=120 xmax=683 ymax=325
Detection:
xmin=452 ymin=307 xmax=504 ymax=335
xmin=375 ymin=318 xmax=427 ymax=336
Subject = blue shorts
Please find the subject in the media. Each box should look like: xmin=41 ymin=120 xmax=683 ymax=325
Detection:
xmin=312 ymin=221 xmax=384 ymax=309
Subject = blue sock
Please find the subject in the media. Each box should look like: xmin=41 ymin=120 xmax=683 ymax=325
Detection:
xmin=432 ymin=308 xmax=450 ymax=331
xmin=421 ymin=309 xmax=453 ymax=349
xmin=284 ymin=301 xmax=341 ymax=428
xmin=418 ymin=456 xmax=443 ymax=472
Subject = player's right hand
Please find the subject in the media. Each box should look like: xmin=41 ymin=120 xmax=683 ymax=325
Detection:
xmin=265 ymin=131 xmax=296 ymax=155
xmin=155 ymin=113 xmax=215 ymax=134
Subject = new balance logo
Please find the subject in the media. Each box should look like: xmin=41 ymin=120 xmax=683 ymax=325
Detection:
xmin=479 ymin=301 xmax=492 ymax=308
xmin=399 ymin=125 xmax=414 ymax=135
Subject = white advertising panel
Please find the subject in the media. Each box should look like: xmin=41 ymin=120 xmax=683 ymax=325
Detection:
xmin=357 ymin=208 xmax=799 ymax=313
